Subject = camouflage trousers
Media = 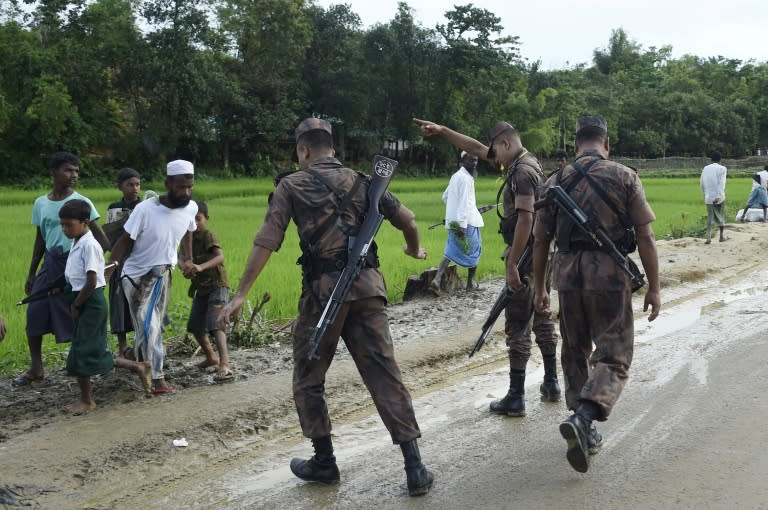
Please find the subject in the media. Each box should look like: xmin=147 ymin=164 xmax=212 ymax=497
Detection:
xmin=504 ymin=272 xmax=558 ymax=372
xmin=292 ymin=294 xmax=421 ymax=444
xmin=558 ymin=289 xmax=634 ymax=420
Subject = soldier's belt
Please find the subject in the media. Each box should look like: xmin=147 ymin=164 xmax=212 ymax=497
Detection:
xmin=303 ymin=253 xmax=379 ymax=280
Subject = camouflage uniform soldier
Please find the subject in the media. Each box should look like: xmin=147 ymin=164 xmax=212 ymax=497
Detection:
xmin=217 ymin=118 xmax=434 ymax=497
xmin=532 ymin=115 xmax=661 ymax=473
xmin=413 ymin=118 xmax=560 ymax=417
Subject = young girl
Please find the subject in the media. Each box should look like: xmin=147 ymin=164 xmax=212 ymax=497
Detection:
xmin=59 ymin=200 xmax=151 ymax=413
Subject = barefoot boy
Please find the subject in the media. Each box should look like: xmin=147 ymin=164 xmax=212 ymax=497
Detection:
xmin=182 ymin=201 xmax=232 ymax=380
xmin=15 ymin=152 xmax=110 ymax=387
xmin=60 ymin=200 xmax=151 ymax=412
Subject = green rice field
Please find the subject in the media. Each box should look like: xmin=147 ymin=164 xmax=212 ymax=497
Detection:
xmin=0 ymin=174 xmax=753 ymax=374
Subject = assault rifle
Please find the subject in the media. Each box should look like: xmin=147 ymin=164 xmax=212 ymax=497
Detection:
xmin=468 ymin=245 xmax=532 ymax=358
xmin=427 ymin=203 xmax=500 ymax=230
xmin=307 ymin=155 xmax=399 ymax=360
xmin=534 ymin=185 xmax=645 ymax=291
xmin=17 ymin=262 xmax=118 ymax=305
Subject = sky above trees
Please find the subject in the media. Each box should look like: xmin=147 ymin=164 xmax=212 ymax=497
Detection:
xmin=1 ymin=1 xmax=767 ymax=181
xmin=317 ymin=0 xmax=768 ymax=69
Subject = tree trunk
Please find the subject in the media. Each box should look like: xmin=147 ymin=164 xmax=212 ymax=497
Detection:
xmin=402 ymin=265 xmax=461 ymax=301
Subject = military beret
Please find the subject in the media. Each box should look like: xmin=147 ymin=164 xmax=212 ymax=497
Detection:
xmin=486 ymin=121 xmax=515 ymax=142
xmin=294 ymin=117 xmax=332 ymax=141
xmin=576 ymin=115 xmax=608 ymax=136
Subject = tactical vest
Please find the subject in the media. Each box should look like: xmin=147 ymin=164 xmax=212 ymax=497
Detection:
xmin=555 ymin=156 xmax=637 ymax=255
xmin=295 ymin=163 xmax=379 ymax=282
xmin=496 ymin=150 xmax=544 ymax=246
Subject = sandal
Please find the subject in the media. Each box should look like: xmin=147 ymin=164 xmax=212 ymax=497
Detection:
xmin=213 ymin=369 xmax=234 ymax=382
xmin=118 ymin=346 xmax=136 ymax=360
xmin=152 ymin=384 xmax=176 ymax=395
xmin=11 ymin=372 xmax=44 ymax=387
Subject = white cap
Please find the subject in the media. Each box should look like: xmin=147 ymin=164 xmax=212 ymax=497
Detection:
xmin=460 ymin=151 xmax=467 ymax=158
xmin=167 ymin=160 xmax=194 ymax=176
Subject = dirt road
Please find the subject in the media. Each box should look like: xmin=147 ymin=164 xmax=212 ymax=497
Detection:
xmin=2 ymin=223 xmax=768 ymax=509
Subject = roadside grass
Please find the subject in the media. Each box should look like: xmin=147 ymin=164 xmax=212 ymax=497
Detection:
xmin=0 ymin=174 xmax=750 ymax=374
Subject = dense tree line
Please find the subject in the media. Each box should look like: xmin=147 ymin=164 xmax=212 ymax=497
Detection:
xmin=1 ymin=0 xmax=767 ymax=182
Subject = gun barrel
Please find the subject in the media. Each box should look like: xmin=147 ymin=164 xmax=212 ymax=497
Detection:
xmin=468 ymin=275 xmax=529 ymax=357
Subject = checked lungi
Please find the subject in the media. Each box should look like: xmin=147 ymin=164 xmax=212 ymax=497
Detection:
xmin=122 ymin=265 xmax=171 ymax=380
xmin=26 ymin=246 xmax=74 ymax=343
xmin=443 ymin=225 xmax=482 ymax=268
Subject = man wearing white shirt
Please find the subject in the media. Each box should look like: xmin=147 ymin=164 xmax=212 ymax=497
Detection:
xmin=700 ymin=151 xmax=728 ymax=243
xmin=107 ymin=159 xmax=198 ymax=395
xmin=430 ymin=152 xmax=484 ymax=294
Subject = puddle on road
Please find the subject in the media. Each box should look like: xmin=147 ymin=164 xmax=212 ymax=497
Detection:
xmin=181 ymin=269 xmax=768 ymax=508
xmin=636 ymin=270 xmax=768 ymax=344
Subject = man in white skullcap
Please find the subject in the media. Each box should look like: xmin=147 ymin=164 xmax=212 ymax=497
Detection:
xmin=107 ymin=160 xmax=198 ymax=394
xmin=430 ymin=151 xmax=484 ymax=294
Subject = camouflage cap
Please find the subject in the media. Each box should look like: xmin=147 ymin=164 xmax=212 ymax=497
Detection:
xmin=575 ymin=115 xmax=608 ymax=136
xmin=486 ymin=121 xmax=515 ymax=142
xmin=294 ymin=117 xmax=332 ymax=141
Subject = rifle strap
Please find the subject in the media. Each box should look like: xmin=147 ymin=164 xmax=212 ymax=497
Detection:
xmin=556 ymin=155 xmax=634 ymax=254
xmin=571 ymin=158 xmax=633 ymax=230
xmin=303 ymin=166 xmax=365 ymax=248
xmin=496 ymin=149 xmax=530 ymax=220
xmin=555 ymin=157 xmax=600 ymax=252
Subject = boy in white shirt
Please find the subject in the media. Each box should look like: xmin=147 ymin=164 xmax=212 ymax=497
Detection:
xmin=15 ymin=152 xmax=110 ymax=387
xmin=60 ymin=200 xmax=151 ymax=413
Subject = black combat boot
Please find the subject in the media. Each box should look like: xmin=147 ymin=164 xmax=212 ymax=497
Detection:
xmin=540 ymin=354 xmax=562 ymax=402
xmin=489 ymin=370 xmax=526 ymax=416
xmin=289 ymin=436 xmax=340 ymax=485
xmin=560 ymin=401 xmax=601 ymax=472
xmin=587 ymin=422 xmax=603 ymax=455
xmin=559 ymin=413 xmax=591 ymax=473
xmin=400 ymin=439 xmax=434 ymax=497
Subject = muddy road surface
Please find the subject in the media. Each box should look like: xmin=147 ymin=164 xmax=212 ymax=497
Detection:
xmin=2 ymin=224 xmax=768 ymax=509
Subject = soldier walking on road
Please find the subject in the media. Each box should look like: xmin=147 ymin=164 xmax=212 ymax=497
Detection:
xmin=414 ymin=117 xmax=561 ymax=417
xmin=532 ymin=115 xmax=661 ymax=473
xmin=217 ymin=118 xmax=434 ymax=497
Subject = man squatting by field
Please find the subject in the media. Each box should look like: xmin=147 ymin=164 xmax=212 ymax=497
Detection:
xmin=217 ymin=118 xmax=434 ymax=497
xmin=413 ymin=117 xmax=562 ymax=417
xmin=533 ymin=115 xmax=661 ymax=473
xmin=14 ymin=152 xmax=110 ymax=387
xmin=107 ymin=160 xmax=198 ymax=395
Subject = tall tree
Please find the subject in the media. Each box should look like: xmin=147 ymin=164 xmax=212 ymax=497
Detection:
xmin=141 ymin=0 xmax=215 ymax=165
xmin=218 ymin=0 xmax=312 ymax=157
